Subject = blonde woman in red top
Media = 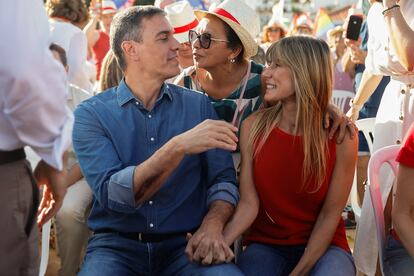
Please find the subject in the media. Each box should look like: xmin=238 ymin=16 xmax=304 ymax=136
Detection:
xmin=223 ymin=36 xmax=358 ymax=276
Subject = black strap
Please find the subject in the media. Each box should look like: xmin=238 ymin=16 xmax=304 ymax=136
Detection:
xmin=24 ymin=162 xmax=39 ymax=236
xmin=0 ymin=148 xmax=26 ymax=165
xmin=94 ymin=228 xmax=197 ymax=243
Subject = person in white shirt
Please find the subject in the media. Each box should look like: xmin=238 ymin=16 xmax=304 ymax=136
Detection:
xmin=348 ymin=0 xmax=414 ymax=275
xmin=49 ymin=43 xmax=93 ymax=276
xmin=46 ymin=0 xmax=93 ymax=92
xmin=0 ymin=2 xmax=72 ymax=275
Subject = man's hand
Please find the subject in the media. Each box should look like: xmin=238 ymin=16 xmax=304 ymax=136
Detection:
xmin=34 ymin=160 xmax=68 ymax=227
xmin=175 ymin=119 xmax=238 ymax=154
xmin=325 ymin=104 xmax=357 ymax=143
xmin=185 ymin=224 xmax=234 ymax=265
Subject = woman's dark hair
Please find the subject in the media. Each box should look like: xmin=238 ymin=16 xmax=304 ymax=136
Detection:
xmin=49 ymin=43 xmax=68 ymax=68
xmin=222 ymin=21 xmax=245 ymax=63
xmin=46 ymin=0 xmax=89 ymax=25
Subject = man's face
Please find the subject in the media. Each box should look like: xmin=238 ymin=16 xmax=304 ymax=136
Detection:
xmin=136 ymin=15 xmax=181 ymax=80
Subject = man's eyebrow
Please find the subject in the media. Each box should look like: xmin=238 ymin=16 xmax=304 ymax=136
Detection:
xmin=155 ymin=30 xmax=172 ymax=37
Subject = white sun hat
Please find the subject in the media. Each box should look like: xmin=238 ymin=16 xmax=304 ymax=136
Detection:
xmin=194 ymin=0 xmax=260 ymax=58
xmin=165 ymin=1 xmax=198 ymax=44
xmin=101 ymin=1 xmax=117 ymax=15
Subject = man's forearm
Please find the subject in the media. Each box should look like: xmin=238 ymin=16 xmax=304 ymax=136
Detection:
xmin=200 ymin=200 xmax=235 ymax=231
xmin=133 ymin=136 xmax=185 ymax=204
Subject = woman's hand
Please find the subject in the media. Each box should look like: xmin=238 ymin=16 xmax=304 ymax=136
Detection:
xmin=325 ymin=104 xmax=357 ymax=143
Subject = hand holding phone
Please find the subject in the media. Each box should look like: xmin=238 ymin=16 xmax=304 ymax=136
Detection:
xmin=346 ymin=15 xmax=363 ymax=41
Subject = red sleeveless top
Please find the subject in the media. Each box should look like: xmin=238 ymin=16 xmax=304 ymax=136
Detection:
xmin=245 ymin=127 xmax=350 ymax=252
xmin=92 ymin=31 xmax=110 ymax=80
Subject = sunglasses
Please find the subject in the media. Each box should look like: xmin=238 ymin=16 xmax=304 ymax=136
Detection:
xmin=189 ymin=30 xmax=229 ymax=49
xmin=268 ymin=27 xmax=281 ymax=33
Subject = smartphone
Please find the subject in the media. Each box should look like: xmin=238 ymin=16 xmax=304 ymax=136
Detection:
xmin=346 ymin=15 xmax=363 ymax=41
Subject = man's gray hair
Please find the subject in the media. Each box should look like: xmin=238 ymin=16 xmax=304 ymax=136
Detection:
xmin=110 ymin=6 xmax=165 ymax=71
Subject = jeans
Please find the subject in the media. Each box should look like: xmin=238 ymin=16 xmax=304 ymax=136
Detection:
xmin=78 ymin=232 xmax=243 ymax=276
xmin=383 ymin=235 xmax=414 ymax=276
xmin=237 ymin=242 xmax=355 ymax=276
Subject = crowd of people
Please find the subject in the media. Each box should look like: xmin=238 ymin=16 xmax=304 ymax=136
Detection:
xmin=0 ymin=0 xmax=413 ymax=275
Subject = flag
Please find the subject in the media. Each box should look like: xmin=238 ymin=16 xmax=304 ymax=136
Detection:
xmin=314 ymin=8 xmax=335 ymax=39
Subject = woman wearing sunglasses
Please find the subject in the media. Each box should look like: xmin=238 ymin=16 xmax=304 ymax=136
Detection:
xmin=261 ymin=11 xmax=286 ymax=53
xmin=175 ymin=0 xmax=354 ymax=170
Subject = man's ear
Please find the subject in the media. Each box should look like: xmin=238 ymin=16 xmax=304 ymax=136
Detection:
xmin=121 ymin=40 xmax=140 ymax=63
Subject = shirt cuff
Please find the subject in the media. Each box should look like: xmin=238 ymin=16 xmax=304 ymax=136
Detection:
xmin=108 ymin=166 xmax=140 ymax=211
xmin=207 ymin=182 xmax=240 ymax=207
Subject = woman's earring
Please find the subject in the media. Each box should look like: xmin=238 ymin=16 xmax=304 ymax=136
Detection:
xmin=230 ymin=58 xmax=236 ymax=63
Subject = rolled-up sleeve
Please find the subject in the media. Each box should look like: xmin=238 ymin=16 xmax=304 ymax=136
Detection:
xmin=207 ymin=181 xmax=240 ymax=207
xmin=108 ymin=166 xmax=140 ymax=210
xmin=73 ymin=103 xmax=140 ymax=213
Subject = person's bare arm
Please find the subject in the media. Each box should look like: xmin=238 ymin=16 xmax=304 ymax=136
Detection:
xmin=289 ymin=135 xmax=357 ymax=276
xmin=346 ymin=70 xmax=383 ymax=122
xmin=83 ymin=11 xmax=100 ymax=49
xmin=222 ymin=114 xmax=259 ymax=245
xmin=392 ymin=164 xmax=414 ymax=259
xmin=383 ymin=0 xmax=414 ymax=71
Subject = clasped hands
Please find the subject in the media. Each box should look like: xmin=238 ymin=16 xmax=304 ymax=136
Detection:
xmin=185 ymin=224 xmax=234 ymax=265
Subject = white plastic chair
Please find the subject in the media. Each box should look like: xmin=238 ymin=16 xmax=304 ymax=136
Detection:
xmin=39 ymin=220 xmax=52 ymax=276
xmin=332 ymin=90 xmax=354 ymax=113
xmin=350 ymin=118 xmax=376 ymax=221
xmin=368 ymin=145 xmax=400 ymax=276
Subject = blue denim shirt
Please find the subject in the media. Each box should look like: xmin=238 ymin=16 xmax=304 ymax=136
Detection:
xmin=72 ymin=80 xmax=239 ymax=233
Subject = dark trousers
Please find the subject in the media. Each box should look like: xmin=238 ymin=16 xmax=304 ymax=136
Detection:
xmin=0 ymin=160 xmax=39 ymax=276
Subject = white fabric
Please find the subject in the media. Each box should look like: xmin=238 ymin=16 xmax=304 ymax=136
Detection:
xmin=49 ymin=20 xmax=93 ymax=92
xmin=354 ymin=2 xmax=414 ymax=275
xmin=0 ymin=0 xmax=73 ymax=170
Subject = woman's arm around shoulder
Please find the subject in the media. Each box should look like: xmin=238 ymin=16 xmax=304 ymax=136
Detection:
xmin=222 ymin=113 xmax=260 ymax=245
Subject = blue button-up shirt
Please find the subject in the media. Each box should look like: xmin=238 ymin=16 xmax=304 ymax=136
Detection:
xmin=73 ymin=80 xmax=239 ymax=233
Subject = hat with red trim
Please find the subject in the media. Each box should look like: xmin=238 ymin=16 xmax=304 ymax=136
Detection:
xmin=101 ymin=1 xmax=117 ymax=15
xmin=165 ymin=1 xmax=198 ymax=44
xmin=194 ymin=0 xmax=259 ymax=58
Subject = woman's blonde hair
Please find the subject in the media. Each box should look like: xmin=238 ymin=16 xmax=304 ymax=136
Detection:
xmin=249 ymin=36 xmax=333 ymax=192
xmin=99 ymin=50 xmax=123 ymax=92
xmin=45 ymin=0 xmax=89 ymax=25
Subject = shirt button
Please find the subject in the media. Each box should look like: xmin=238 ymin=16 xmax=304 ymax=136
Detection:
xmin=401 ymin=89 xmax=406 ymax=95
xmin=149 ymin=223 xmax=154 ymax=228
xmin=135 ymin=101 xmax=139 ymax=105
xmin=149 ymin=201 xmax=153 ymax=205
xmin=150 ymin=137 xmax=155 ymax=142
xmin=148 ymin=114 xmax=152 ymax=118
xmin=399 ymin=115 xmax=404 ymax=120
xmin=396 ymin=139 xmax=401 ymax=144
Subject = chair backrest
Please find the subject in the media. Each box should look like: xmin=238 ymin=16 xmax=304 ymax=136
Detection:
xmin=332 ymin=90 xmax=354 ymax=113
xmin=368 ymin=145 xmax=400 ymax=276
xmin=350 ymin=118 xmax=376 ymax=221
xmin=39 ymin=220 xmax=51 ymax=276
xmin=355 ymin=118 xmax=376 ymax=153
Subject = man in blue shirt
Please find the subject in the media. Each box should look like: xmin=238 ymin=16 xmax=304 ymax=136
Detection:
xmin=73 ymin=6 xmax=243 ymax=275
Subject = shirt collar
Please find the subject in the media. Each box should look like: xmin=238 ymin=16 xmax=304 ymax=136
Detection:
xmin=117 ymin=79 xmax=173 ymax=107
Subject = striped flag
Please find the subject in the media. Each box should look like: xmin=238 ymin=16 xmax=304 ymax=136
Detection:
xmin=314 ymin=8 xmax=335 ymax=39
